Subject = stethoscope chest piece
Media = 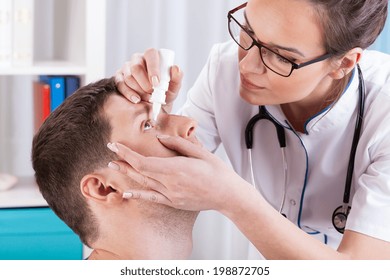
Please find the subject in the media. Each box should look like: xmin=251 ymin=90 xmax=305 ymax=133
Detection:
xmin=332 ymin=204 xmax=351 ymax=234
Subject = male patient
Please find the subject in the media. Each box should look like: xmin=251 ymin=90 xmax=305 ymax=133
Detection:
xmin=31 ymin=77 xmax=199 ymax=260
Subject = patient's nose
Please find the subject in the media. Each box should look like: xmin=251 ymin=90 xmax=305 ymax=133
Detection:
xmin=159 ymin=114 xmax=197 ymax=139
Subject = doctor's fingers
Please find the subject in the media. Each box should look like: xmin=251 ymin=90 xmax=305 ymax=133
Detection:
xmin=115 ymin=69 xmax=147 ymax=104
xmin=116 ymin=54 xmax=153 ymax=97
xmin=108 ymin=160 xmax=169 ymax=194
xmin=107 ymin=142 xmax=173 ymax=177
xmin=157 ymin=135 xmax=209 ymax=159
xmin=107 ymin=143 xmax=216 ymax=211
xmin=144 ymin=48 xmax=161 ymax=85
xmin=144 ymin=48 xmax=184 ymax=102
xmin=123 ymin=189 xmax=173 ymax=206
xmin=122 ymin=188 xmax=204 ymax=211
xmin=163 ymin=65 xmax=183 ymax=113
xmin=127 ymin=53 xmax=157 ymax=93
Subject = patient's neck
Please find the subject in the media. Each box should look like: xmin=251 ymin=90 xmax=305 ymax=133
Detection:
xmin=89 ymin=211 xmax=197 ymax=260
xmin=89 ymin=235 xmax=192 ymax=260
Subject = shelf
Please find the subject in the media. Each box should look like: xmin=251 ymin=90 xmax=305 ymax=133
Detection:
xmin=0 ymin=177 xmax=47 ymax=208
xmin=0 ymin=0 xmax=105 ymax=260
xmin=0 ymin=61 xmax=87 ymax=76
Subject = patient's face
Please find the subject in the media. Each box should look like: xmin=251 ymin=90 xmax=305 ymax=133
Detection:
xmin=104 ymin=94 xmax=198 ymax=156
xmin=103 ymin=94 xmax=199 ymax=233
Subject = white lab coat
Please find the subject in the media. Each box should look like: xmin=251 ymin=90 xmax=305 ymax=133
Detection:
xmin=181 ymin=40 xmax=390 ymax=256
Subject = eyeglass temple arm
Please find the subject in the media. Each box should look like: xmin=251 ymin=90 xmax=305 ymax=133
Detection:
xmin=293 ymin=53 xmax=333 ymax=70
xmin=228 ymin=2 xmax=247 ymax=16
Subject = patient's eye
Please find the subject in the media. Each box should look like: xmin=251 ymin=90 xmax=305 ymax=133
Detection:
xmin=143 ymin=120 xmax=154 ymax=131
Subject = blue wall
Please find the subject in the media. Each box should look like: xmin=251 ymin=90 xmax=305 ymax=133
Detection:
xmin=370 ymin=17 xmax=390 ymax=53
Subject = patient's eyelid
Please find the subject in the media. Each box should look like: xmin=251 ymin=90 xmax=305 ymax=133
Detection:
xmin=142 ymin=119 xmax=155 ymax=132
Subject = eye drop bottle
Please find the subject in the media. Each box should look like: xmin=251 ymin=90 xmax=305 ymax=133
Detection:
xmin=150 ymin=49 xmax=175 ymax=121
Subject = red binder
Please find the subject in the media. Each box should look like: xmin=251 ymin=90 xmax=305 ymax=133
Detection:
xmin=33 ymin=81 xmax=51 ymax=133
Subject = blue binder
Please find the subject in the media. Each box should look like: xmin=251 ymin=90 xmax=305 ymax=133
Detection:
xmin=39 ymin=76 xmax=65 ymax=112
xmin=65 ymin=76 xmax=80 ymax=98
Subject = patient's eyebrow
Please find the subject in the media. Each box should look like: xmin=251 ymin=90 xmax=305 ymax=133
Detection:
xmin=131 ymin=102 xmax=152 ymax=125
xmin=132 ymin=102 xmax=151 ymax=115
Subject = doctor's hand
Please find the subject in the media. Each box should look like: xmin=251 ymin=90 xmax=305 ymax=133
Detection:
xmin=107 ymin=136 xmax=251 ymax=212
xmin=115 ymin=48 xmax=183 ymax=114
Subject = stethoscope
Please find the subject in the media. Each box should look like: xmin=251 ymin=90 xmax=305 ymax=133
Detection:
xmin=245 ymin=64 xmax=365 ymax=234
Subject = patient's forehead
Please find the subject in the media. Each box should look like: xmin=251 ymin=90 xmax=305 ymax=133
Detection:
xmin=105 ymin=93 xmax=141 ymax=109
xmin=104 ymin=94 xmax=151 ymax=118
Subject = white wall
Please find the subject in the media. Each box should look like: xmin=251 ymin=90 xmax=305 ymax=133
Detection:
xmin=105 ymin=0 xmax=243 ymax=111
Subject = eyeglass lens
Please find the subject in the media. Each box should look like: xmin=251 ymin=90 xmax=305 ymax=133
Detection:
xmin=228 ymin=8 xmax=294 ymax=77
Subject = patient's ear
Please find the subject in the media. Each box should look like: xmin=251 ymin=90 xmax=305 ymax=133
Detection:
xmin=329 ymin=47 xmax=363 ymax=79
xmin=80 ymin=172 xmax=122 ymax=204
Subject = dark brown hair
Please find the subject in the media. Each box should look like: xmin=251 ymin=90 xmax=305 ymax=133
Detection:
xmin=31 ymin=77 xmax=118 ymax=246
xmin=309 ymin=0 xmax=388 ymax=55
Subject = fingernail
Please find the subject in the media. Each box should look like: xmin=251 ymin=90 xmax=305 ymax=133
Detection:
xmin=156 ymin=134 xmax=170 ymax=139
xmin=173 ymin=65 xmax=181 ymax=74
xmin=151 ymin=76 xmax=159 ymax=88
xmin=123 ymin=192 xmax=133 ymax=199
xmin=108 ymin=161 xmax=120 ymax=171
xmin=107 ymin=142 xmax=119 ymax=153
xmin=130 ymin=95 xmax=140 ymax=103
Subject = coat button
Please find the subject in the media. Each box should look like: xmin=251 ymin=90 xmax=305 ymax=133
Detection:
xmin=290 ymin=199 xmax=297 ymax=206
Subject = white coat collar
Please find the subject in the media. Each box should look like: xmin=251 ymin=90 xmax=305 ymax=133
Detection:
xmin=264 ymin=68 xmax=360 ymax=135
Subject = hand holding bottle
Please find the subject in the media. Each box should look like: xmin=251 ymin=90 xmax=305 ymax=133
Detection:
xmin=115 ymin=48 xmax=183 ymax=114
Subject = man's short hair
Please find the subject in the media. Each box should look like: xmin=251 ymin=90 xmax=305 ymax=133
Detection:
xmin=32 ymin=77 xmax=118 ymax=246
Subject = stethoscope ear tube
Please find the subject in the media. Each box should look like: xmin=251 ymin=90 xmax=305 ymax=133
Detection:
xmin=245 ymin=106 xmax=288 ymax=215
xmin=331 ymin=64 xmax=365 ymax=234
xmin=245 ymin=111 xmax=261 ymax=149
xmin=245 ymin=106 xmax=286 ymax=149
xmin=342 ymin=64 xmax=365 ymax=204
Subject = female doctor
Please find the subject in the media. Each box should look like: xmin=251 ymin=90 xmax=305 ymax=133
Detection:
xmin=112 ymin=0 xmax=390 ymax=259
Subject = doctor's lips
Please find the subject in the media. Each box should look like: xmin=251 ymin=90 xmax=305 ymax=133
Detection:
xmin=240 ymin=76 xmax=266 ymax=90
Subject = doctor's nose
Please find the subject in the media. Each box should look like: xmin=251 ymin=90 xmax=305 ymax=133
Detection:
xmin=239 ymin=47 xmax=266 ymax=75
xmin=158 ymin=113 xmax=197 ymax=139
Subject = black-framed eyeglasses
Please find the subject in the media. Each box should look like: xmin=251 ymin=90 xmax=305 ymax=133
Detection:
xmin=227 ymin=2 xmax=332 ymax=77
